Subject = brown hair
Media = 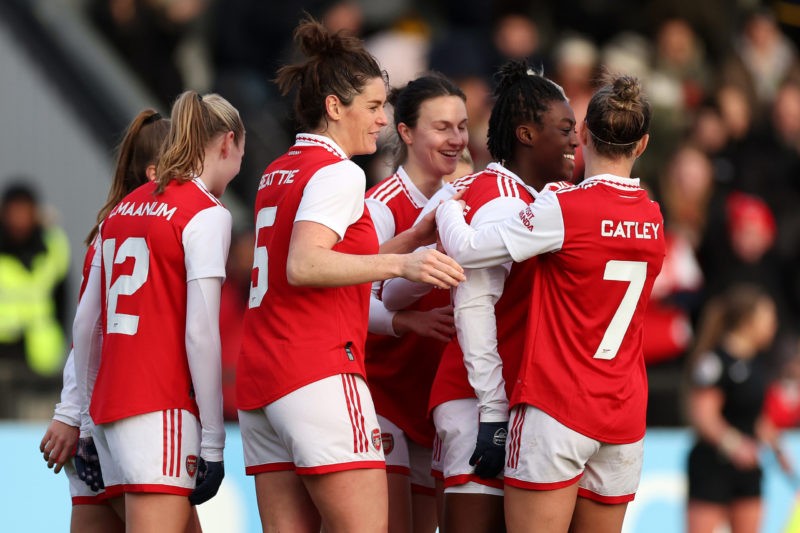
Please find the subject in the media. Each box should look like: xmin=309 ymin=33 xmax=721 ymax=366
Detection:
xmin=275 ymin=16 xmax=386 ymax=133
xmin=585 ymin=73 xmax=651 ymax=158
xmin=86 ymin=109 xmax=170 ymax=245
xmin=155 ymin=91 xmax=244 ymax=193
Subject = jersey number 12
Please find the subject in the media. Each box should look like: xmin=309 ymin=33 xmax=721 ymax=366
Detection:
xmin=103 ymin=237 xmax=149 ymax=335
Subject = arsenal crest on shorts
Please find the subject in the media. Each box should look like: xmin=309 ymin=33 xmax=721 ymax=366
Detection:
xmin=372 ymin=428 xmax=382 ymax=451
xmin=381 ymin=432 xmax=394 ymax=454
xmin=186 ymin=455 xmax=198 ymax=477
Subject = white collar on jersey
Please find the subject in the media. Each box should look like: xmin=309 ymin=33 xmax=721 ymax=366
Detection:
xmin=582 ymin=173 xmax=641 ymax=189
xmin=396 ymin=165 xmax=432 ymax=208
xmin=294 ymin=133 xmax=348 ymax=159
xmin=485 ymin=162 xmax=539 ymax=197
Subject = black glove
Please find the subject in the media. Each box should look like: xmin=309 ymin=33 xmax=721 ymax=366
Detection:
xmin=469 ymin=421 xmax=508 ymax=479
xmin=189 ymin=458 xmax=224 ymax=505
xmin=75 ymin=437 xmax=105 ymax=492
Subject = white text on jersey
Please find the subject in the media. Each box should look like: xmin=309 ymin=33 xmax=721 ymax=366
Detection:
xmin=259 ymin=169 xmax=297 ymax=189
xmin=109 ymin=200 xmax=177 ymax=221
xmin=600 ymin=220 xmax=660 ymax=240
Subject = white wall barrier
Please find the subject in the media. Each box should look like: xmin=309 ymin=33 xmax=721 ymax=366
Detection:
xmin=6 ymin=424 xmax=799 ymax=532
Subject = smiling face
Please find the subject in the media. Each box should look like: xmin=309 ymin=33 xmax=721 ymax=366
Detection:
xmin=334 ymin=77 xmax=388 ymax=157
xmin=530 ymin=99 xmax=578 ymax=182
xmin=401 ymin=95 xmax=469 ymax=179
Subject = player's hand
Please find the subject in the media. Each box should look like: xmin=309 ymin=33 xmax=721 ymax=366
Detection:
xmin=410 ymin=209 xmax=439 ymax=247
xmin=75 ymin=437 xmax=104 ymax=491
xmin=469 ymin=421 xmax=508 ymax=479
xmin=400 ymin=248 xmax=464 ymax=289
xmin=40 ymin=420 xmax=79 ymax=474
xmin=189 ymin=458 xmax=224 ymax=505
xmin=393 ymin=306 xmax=455 ymax=342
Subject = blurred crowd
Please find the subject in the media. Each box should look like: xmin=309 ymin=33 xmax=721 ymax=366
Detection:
xmin=3 ymin=0 xmax=800 ymax=423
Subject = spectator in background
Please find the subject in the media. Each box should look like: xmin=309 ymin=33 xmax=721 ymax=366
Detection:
xmin=686 ymin=283 xmax=790 ymax=533
xmin=0 ymin=182 xmax=69 ymax=419
xmin=86 ymin=0 xmax=209 ymax=108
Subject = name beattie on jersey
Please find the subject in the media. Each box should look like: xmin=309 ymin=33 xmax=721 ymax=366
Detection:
xmin=600 ymin=219 xmax=660 ymax=239
xmin=109 ymin=200 xmax=177 ymax=221
xmin=259 ymin=169 xmax=297 ymax=190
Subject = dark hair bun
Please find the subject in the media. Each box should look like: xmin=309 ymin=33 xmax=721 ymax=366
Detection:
xmin=609 ymin=75 xmax=641 ymax=111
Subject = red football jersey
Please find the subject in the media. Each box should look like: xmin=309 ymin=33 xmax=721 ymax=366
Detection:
xmin=91 ymin=179 xmax=227 ymax=424
xmin=509 ymin=176 xmax=666 ymax=443
xmin=237 ymin=136 xmax=379 ymax=410
xmin=364 ymin=169 xmax=450 ymax=446
xmin=429 ymin=167 xmax=535 ymax=412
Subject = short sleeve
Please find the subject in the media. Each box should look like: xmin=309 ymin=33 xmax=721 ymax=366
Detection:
xmin=296 ymin=160 xmax=366 ymax=240
xmin=183 ymin=205 xmax=232 ymax=281
xmin=691 ymin=351 xmax=724 ymax=388
xmin=365 ymin=199 xmax=396 ymax=244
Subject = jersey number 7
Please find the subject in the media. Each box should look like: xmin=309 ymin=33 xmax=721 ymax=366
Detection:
xmin=593 ymin=260 xmax=647 ymax=361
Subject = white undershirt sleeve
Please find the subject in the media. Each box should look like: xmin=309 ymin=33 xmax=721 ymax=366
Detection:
xmin=72 ymin=261 xmax=103 ymax=437
xmin=436 ymin=189 xmax=565 ymax=267
xmin=454 ymin=196 xmax=524 ymax=422
xmin=185 ymin=277 xmax=225 ymax=462
xmin=53 ymin=349 xmax=80 ymax=427
xmin=183 ymin=206 xmax=231 ymax=282
xmin=296 ymin=160 xmax=366 ymax=240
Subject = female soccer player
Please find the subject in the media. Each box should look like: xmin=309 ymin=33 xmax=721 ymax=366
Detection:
xmin=686 ymin=283 xmax=788 ymax=533
xmin=364 ymin=72 xmax=468 ymax=532
xmin=436 ymin=73 xmax=666 ymax=533
xmin=426 ymin=60 xmax=578 ymax=533
xmin=236 ymin=17 xmax=464 ymax=533
xmin=73 ymin=91 xmax=244 ymax=533
xmin=40 ymin=108 xmax=169 ymax=533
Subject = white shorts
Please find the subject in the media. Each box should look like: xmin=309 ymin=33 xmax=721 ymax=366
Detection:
xmin=239 ymin=374 xmax=384 ymax=475
xmin=432 ymin=399 xmax=503 ymax=496
xmin=378 ymin=415 xmax=435 ymax=494
xmin=65 ymin=460 xmax=109 ymax=505
xmin=93 ymin=409 xmax=201 ymax=498
xmin=505 ymin=405 xmax=643 ymax=503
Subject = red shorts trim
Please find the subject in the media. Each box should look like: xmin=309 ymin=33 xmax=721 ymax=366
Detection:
xmin=443 ymin=473 xmax=504 ymax=490
xmin=104 ymin=483 xmax=193 ymax=498
xmin=411 ymin=484 xmax=436 ymax=496
xmin=72 ymin=495 xmax=110 ymax=506
xmin=431 ymin=468 xmax=444 ymax=481
xmin=386 ymin=465 xmax=411 ymax=476
xmin=296 ymin=460 xmax=386 ymax=475
xmin=246 ymin=462 xmax=295 ymax=475
xmin=504 ymin=472 xmax=583 ymax=491
xmin=577 ymin=487 xmax=635 ymax=504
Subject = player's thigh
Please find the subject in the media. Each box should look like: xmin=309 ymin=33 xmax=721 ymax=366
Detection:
xmin=504 ymin=483 xmax=578 ymax=533
xmin=729 ymin=497 xmax=762 ymax=533
xmin=443 ymin=492 xmax=505 ymax=533
xmin=686 ymin=500 xmax=728 ymax=533
xmin=125 ymin=493 xmax=191 ymax=533
xmin=570 ymin=496 xmax=629 ymax=533
xmin=303 ymin=468 xmax=389 ymax=533
xmin=70 ymin=503 xmax=124 ymax=533
xmin=255 ymin=470 xmax=320 ymax=533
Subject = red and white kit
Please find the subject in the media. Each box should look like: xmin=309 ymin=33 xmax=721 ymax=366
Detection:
xmin=74 ymin=178 xmax=230 ymax=495
xmin=364 ymin=167 xmax=450 ymax=491
xmin=428 ymin=164 xmax=539 ymax=492
xmin=437 ymin=174 xmax=665 ymax=501
xmin=238 ymin=134 xmax=383 ymax=473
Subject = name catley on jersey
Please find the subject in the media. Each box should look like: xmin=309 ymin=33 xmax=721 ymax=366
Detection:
xmin=92 ymin=180 xmax=228 ymax=424
xmin=509 ymin=176 xmax=665 ymax=443
xmin=237 ymin=137 xmax=378 ymax=410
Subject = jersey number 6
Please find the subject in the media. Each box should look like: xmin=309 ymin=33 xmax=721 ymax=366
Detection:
xmin=249 ymin=206 xmax=277 ymax=309
xmin=593 ymin=260 xmax=647 ymax=361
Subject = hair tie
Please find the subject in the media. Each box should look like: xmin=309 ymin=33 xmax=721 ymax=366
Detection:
xmin=585 ymin=125 xmax=639 ymax=147
xmin=196 ymin=93 xmax=203 ymax=103
xmin=143 ymin=112 xmax=162 ymax=125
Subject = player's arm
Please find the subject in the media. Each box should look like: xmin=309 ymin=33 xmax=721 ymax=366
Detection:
xmin=436 ymin=189 xmax=564 ymax=268
xmin=40 ymin=349 xmax=80 ymax=473
xmin=378 ymin=184 xmax=457 ymax=254
xmin=287 ymin=162 xmax=463 ymax=289
xmin=71 ymin=260 xmax=103 ymax=438
xmin=183 ymin=206 xmax=231 ymax=505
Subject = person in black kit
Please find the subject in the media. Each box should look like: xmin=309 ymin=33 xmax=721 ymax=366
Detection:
xmin=686 ymin=283 xmax=791 ymax=533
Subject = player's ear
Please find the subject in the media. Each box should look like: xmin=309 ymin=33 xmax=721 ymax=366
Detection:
xmin=145 ymin=165 xmax=158 ymax=182
xmin=516 ymin=124 xmax=535 ymax=147
xmin=397 ymin=123 xmax=413 ymax=145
